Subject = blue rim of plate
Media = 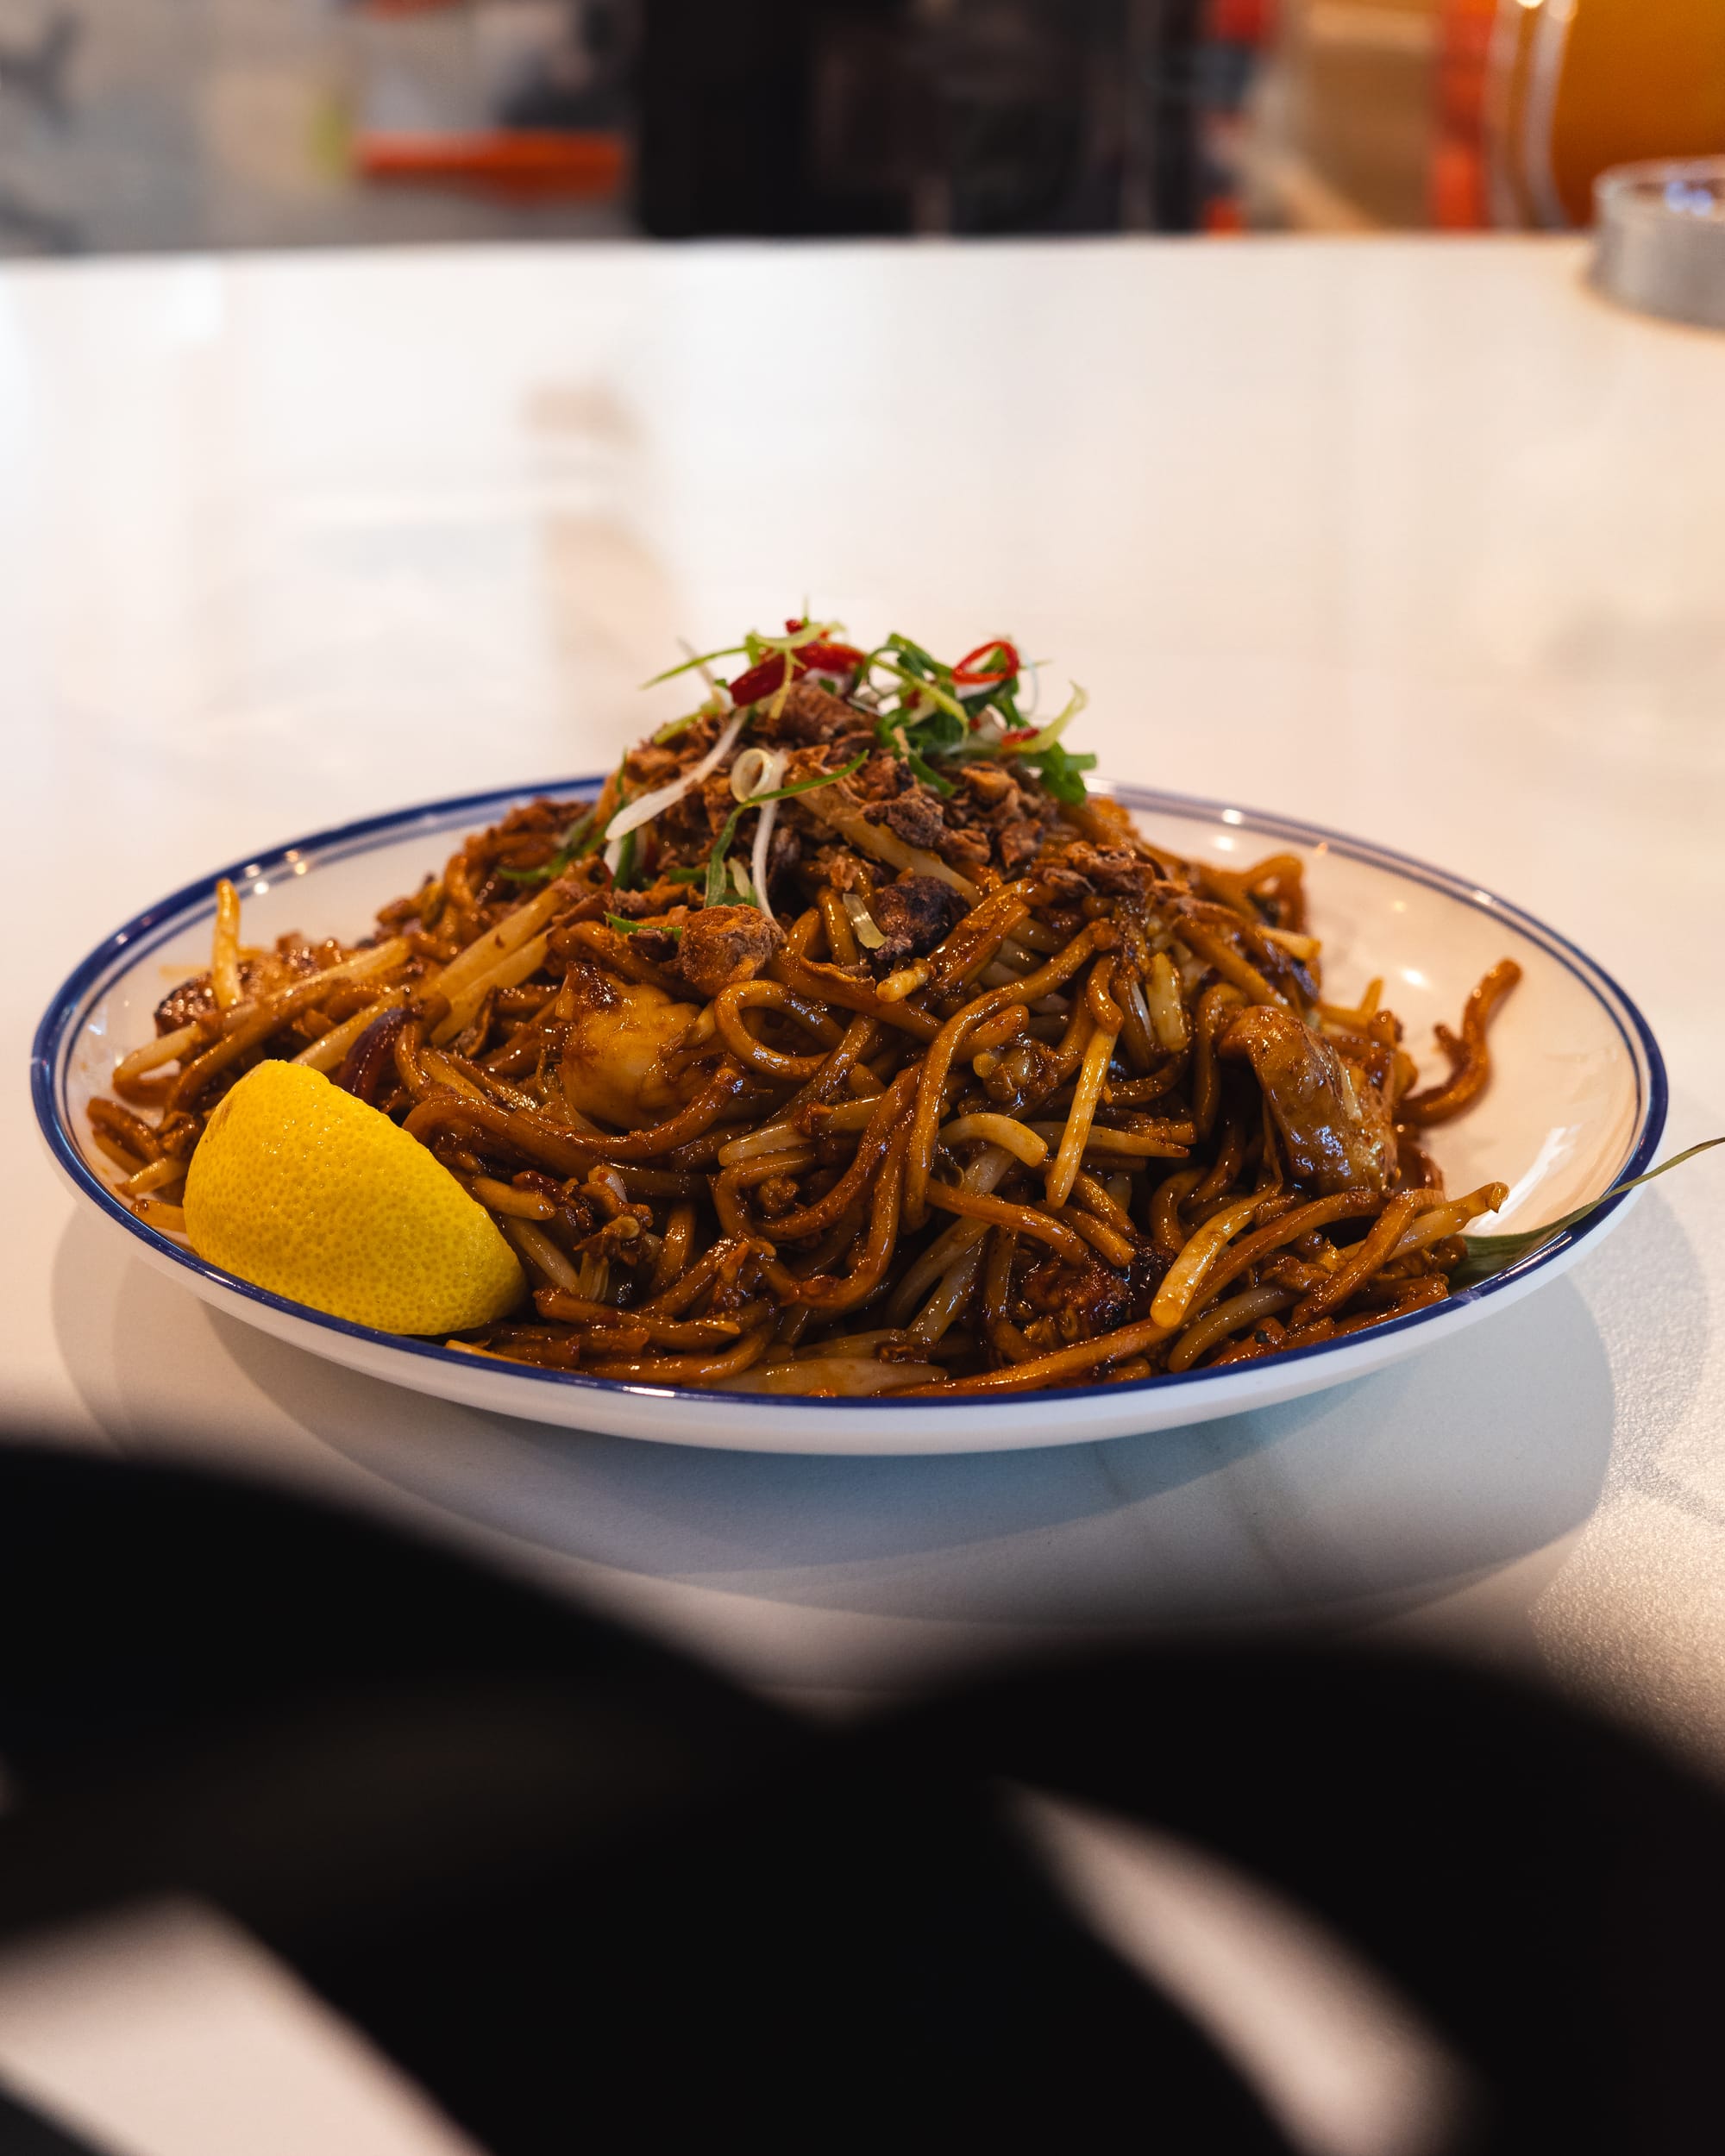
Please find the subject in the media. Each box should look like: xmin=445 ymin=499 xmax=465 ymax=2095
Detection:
xmin=32 ymin=776 xmax=1668 ymax=1414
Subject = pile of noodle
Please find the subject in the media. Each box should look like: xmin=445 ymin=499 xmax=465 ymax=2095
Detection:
xmin=88 ymin=624 xmax=1518 ymax=1398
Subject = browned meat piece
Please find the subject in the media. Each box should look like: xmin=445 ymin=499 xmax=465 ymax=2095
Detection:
xmin=862 ymin=875 xmax=965 ymax=976
xmin=623 ymin=743 xmax=682 ymax=788
xmin=1220 ymin=1006 xmax=1396 ymax=1194
xmin=603 ymin=886 xmax=679 ymax=920
xmin=1020 ymin=1253 xmax=1132 ymax=1336
xmin=978 ymin=1038 xmax=1063 ymax=1115
xmin=957 ymin=765 xmax=1040 ymax=834
xmin=1018 ymin=1246 xmax=1165 ymax=1340
xmin=870 ymin=875 xmax=965 ymax=951
xmin=937 ymin=823 xmax=993 ymax=872
xmin=1034 ymin=864 xmax=1095 ymax=904
xmin=856 ymin=749 xmax=908 ymax=800
xmin=752 ymin=680 xmax=869 ymax=745
xmin=766 ymin=820 xmax=803 ymax=884
xmin=155 ymin=973 xmax=220 ymax=1034
xmin=676 ymin=905 xmax=785 ymax=1000
xmin=699 ymin=769 xmax=737 ymax=834
xmin=153 ymin=946 xmax=327 ymax=1034
xmin=879 ymin=788 xmax=949 ymax=852
xmin=754 ymin=1175 xmax=800 ymax=1219
xmin=626 ymin=927 xmax=686 ymax=967
xmin=997 ymin=818 xmax=1043 ymax=871
xmin=805 ymin=844 xmax=880 ymax=894
xmin=1061 ymin=843 xmax=1154 ymax=896
xmin=958 ymin=763 xmax=1017 ymax=808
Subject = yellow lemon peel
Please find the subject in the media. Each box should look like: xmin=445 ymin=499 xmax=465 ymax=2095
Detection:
xmin=183 ymin=1060 xmax=524 ymax=1334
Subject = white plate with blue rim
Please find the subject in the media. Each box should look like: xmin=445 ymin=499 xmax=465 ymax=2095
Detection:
xmin=31 ymin=779 xmax=1665 ymax=1456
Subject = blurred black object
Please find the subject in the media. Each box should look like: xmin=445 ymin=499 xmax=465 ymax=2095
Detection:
xmin=0 ymin=2078 xmax=106 ymax=2156
xmin=637 ymin=0 xmax=1208 ymax=238
xmin=494 ymin=1 xmax=635 ymax=132
xmin=1 ymin=1447 xmax=1724 ymax=2153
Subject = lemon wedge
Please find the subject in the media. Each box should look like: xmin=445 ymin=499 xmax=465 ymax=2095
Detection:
xmin=183 ymin=1060 xmax=525 ymax=1334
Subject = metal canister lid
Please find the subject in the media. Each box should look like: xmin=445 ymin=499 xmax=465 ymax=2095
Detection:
xmin=1593 ymin=158 xmax=1725 ymax=330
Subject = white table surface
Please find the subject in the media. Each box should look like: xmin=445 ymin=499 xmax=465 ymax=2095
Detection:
xmin=6 ymin=235 xmax=1724 ymax=1759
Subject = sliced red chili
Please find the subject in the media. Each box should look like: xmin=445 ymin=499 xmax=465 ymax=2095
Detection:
xmin=998 ymin=725 xmax=1038 ymax=747
xmin=728 ymin=653 xmax=793 ymax=705
xmin=800 ymin=639 xmax=863 ymax=673
xmin=730 ymin=639 xmax=862 ymax=705
xmin=951 ymin=638 xmax=1020 ymax=686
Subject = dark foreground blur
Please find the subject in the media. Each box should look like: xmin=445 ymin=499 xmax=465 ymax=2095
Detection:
xmin=0 ymin=1443 xmax=1720 ymax=2153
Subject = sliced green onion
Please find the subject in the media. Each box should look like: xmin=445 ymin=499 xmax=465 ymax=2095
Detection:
xmin=640 ymin=643 xmax=750 ymax=688
xmin=703 ymin=752 xmax=867 ymax=909
xmin=605 ymin=912 xmax=682 ymax=942
xmin=1014 ymin=742 xmax=1096 ymax=805
xmin=906 ymin=749 xmax=956 ymax=797
xmin=884 ymin=632 xmax=944 ymax=679
xmin=1012 ymin=682 xmax=1088 ymax=755
xmin=875 ymin=660 xmax=969 ymax=726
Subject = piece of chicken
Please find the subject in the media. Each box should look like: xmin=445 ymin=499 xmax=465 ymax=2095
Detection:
xmin=674 ymin=905 xmax=783 ymax=1001
xmin=1220 ymin=1006 xmax=1396 ymax=1194
xmin=558 ymin=966 xmax=702 ymax=1130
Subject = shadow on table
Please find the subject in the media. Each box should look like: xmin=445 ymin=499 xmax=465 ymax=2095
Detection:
xmin=55 ymin=1199 xmax=1710 ymax=1689
xmin=248 ymin=1284 xmax=1617 ymax=1638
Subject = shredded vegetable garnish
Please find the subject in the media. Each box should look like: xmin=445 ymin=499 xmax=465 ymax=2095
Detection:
xmin=703 ymin=753 xmax=867 ymax=908
xmin=90 ymin=611 xmax=1608 ymax=1400
xmin=605 ymin=709 xmax=749 ymax=854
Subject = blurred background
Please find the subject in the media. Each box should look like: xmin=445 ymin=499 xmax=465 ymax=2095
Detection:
xmin=0 ymin=0 xmax=1719 ymax=256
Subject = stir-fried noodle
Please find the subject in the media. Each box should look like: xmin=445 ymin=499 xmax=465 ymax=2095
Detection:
xmin=90 ymin=622 xmax=1519 ymax=1396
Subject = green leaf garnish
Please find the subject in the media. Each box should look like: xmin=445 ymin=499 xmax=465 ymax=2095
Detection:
xmin=963 ymin=682 xmax=1017 ymax=725
xmin=640 ymin=643 xmax=750 ymax=688
xmin=663 ymin=866 xmax=705 ymax=885
xmin=905 ymin=748 xmax=957 ymax=796
xmin=885 ymin=632 xmax=944 ymax=680
xmin=907 ymin=705 xmax=967 ymax=755
xmin=872 ymin=682 xmax=970 ymax=795
xmin=638 ymin=624 xmax=1094 ymax=869
xmin=1011 ymin=684 xmax=1088 ymax=756
xmin=605 ymin=912 xmax=681 ymax=942
xmin=1016 ymin=741 xmax=1097 ymax=805
xmin=702 ymin=752 xmax=867 ymax=908
xmin=876 ymin=660 xmax=969 ymax=726
xmin=702 ymin=841 xmax=734 ymax=910
xmin=1450 ymin=1137 xmax=1723 ymax=1290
